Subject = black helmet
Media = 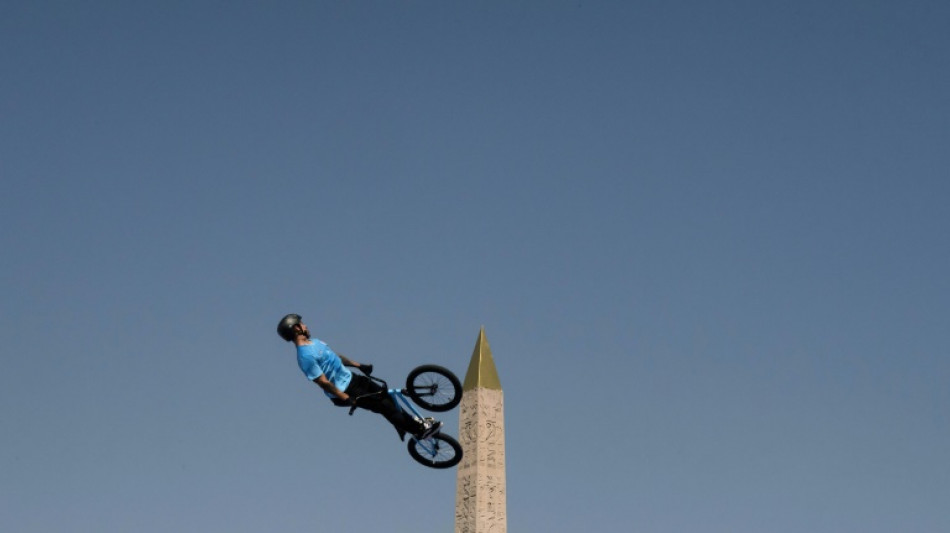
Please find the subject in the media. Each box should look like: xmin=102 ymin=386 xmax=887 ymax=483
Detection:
xmin=277 ymin=314 xmax=302 ymax=342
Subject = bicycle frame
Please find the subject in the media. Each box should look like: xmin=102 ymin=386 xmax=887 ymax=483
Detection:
xmin=388 ymin=388 xmax=425 ymax=422
xmin=345 ymin=366 xmax=463 ymax=468
xmin=350 ymin=376 xmax=442 ymax=453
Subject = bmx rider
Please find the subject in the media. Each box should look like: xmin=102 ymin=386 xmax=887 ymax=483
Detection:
xmin=277 ymin=314 xmax=441 ymax=441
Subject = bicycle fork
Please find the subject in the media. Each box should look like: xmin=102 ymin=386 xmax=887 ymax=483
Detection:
xmin=389 ymin=389 xmax=442 ymax=454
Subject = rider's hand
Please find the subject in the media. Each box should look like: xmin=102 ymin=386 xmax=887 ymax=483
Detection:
xmin=360 ymin=364 xmax=373 ymax=376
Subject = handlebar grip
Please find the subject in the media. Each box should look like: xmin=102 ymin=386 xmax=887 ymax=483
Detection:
xmin=348 ymin=404 xmax=358 ymax=416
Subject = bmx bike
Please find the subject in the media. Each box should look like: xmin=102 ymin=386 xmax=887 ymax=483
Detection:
xmin=349 ymin=365 xmax=464 ymax=469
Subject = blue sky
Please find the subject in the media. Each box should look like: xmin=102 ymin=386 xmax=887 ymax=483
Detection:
xmin=2 ymin=1 xmax=948 ymax=532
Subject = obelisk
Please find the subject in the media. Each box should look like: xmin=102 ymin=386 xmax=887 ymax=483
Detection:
xmin=455 ymin=327 xmax=507 ymax=533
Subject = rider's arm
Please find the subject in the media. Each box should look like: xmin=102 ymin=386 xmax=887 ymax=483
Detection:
xmin=338 ymin=353 xmax=361 ymax=368
xmin=338 ymin=354 xmax=372 ymax=375
xmin=313 ymin=374 xmax=349 ymax=402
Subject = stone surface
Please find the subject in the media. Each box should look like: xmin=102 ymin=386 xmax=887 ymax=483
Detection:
xmin=455 ymin=328 xmax=507 ymax=533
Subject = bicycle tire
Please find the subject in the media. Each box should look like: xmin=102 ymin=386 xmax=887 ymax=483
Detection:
xmin=407 ymin=433 xmax=463 ymax=469
xmin=405 ymin=365 xmax=462 ymax=412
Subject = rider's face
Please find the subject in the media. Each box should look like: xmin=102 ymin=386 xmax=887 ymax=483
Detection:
xmin=297 ymin=322 xmax=311 ymax=339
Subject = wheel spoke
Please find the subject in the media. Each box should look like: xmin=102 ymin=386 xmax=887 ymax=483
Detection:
xmin=405 ymin=365 xmax=462 ymax=413
xmin=408 ymin=434 xmax=462 ymax=468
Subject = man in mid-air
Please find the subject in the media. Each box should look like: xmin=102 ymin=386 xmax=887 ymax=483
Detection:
xmin=277 ymin=314 xmax=441 ymax=441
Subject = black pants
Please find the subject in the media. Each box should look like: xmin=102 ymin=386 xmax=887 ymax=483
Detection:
xmin=333 ymin=374 xmax=422 ymax=435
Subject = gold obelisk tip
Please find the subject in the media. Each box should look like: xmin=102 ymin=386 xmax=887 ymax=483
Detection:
xmin=462 ymin=326 xmax=502 ymax=391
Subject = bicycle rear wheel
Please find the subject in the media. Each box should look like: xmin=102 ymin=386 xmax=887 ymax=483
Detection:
xmin=408 ymin=433 xmax=463 ymax=469
xmin=405 ymin=365 xmax=462 ymax=412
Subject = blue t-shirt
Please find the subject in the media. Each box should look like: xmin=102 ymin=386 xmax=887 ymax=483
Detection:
xmin=296 ymin=339 xmax=353 ymax=399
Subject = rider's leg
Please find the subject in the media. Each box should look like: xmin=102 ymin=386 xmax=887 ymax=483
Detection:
xmin=343 ymin=375 xmax=425 ymax=437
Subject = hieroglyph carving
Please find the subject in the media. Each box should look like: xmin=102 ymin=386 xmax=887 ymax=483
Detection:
xmin=455 ymin=387 xmax=506 ymax=533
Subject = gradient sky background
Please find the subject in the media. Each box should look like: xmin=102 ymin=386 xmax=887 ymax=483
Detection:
xmin=2 ymin=2 xmax=948 ymax=532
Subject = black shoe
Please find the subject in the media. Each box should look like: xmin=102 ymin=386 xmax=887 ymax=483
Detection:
xmin=414 ymin=418 xmax=443 ymax=440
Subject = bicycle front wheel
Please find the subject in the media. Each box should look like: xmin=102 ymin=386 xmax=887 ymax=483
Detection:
xmin=408 ymin=433 xmax=463 ymax=469
xmin=405 ymin=365 xmax=462 ymax=412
